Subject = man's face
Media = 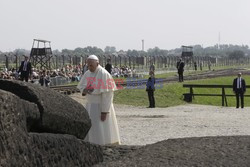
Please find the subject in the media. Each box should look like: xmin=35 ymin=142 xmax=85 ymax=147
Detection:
xmin=87 ymin=59 xmax=98 ymax=72
xmin=25 ymin=57 xmax=28 ymax=61
xmin=238 ymin=74 xmax=242 ymax=78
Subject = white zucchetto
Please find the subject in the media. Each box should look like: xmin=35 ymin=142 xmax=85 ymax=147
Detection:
xmin=87 ymin=55 xmax=99 ymax=61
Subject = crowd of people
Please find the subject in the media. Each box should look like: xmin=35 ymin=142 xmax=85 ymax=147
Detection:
xmin=0 ymin=64 xmax=82 ymax=86
xmin=104 ymin=58 xmax=136 ymax=78
xmin=0 ymin=56 xmax=137 ymax=87
xmin=111 ymin=66 xmax=136 ymax=78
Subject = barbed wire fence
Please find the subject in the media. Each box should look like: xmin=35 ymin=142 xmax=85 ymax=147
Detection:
xmin=1 ymin=53 xmax=250 ymax=72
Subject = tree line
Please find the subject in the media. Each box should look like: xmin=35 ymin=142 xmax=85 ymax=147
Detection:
xmin=0 ymin=44 xmax=250 ymax=60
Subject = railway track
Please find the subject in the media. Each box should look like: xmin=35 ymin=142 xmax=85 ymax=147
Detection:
xmin=50 ymin=68 xmax=250 ymax=95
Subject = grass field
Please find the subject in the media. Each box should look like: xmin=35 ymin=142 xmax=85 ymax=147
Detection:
xmin=113 ymin=75 xmax=250 ymax=107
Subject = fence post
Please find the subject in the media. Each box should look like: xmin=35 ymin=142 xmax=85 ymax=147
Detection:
xmin=222 ymin=87 xmax=225 ymax=106
xmin=15 ymin=55 xmax=18 ymax=70
xmin=190 ymin=86 xmax=194 ymax=99
xmin=119 ymin=56 xmax=122 ymax=68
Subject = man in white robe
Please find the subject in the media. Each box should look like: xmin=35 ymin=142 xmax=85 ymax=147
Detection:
xmin=77 ymin=55 xmax=121 ymax=145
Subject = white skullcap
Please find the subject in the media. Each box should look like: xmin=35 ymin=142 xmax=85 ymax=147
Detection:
xmin=87 ymin=55 xmax=99 ymax=61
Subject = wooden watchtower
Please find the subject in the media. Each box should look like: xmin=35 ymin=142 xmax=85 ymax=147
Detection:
xmin=181 ymin=45 xmax=193 ymax=65
xmin=30 ymin=39 xmax=53 ymax=69
xmin=181 ymin=45 xmax=193 ymax=58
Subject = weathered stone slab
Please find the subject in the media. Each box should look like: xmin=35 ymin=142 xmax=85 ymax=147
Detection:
xmin=0 ymin=79 xmax=90 ymax=139
xmin=30 ymin=133 xmax=103 ymax=167
xmin=0 ymin=90 xmax=103 ymax=167
xmin=96 ymin=136 xmax=250 ymax=167
xmin=0 ymin=90 xmax=36 ymax=166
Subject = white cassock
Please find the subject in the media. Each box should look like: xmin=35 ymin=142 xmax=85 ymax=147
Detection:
xmin=77 ymin=65 xmax=121 ymax=145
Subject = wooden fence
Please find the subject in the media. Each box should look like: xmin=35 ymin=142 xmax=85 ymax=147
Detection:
xmin=183 ymin=84 xmax=250 ymax=106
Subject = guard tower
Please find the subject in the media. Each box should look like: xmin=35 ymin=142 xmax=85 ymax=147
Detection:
xmin=181 ymin=45 xmax=193 ymax=64
xmin=30 ymin=39 xmax=53 ymax=69
xmin=181 ymin=45 xmax=193 ymax=58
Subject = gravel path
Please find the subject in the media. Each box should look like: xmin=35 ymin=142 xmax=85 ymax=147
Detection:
xmin=70 ymin=93 xmax=250 ymax=146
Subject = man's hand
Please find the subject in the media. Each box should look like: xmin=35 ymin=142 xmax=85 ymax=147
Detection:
xmin=87 ymin=87 xmax=94 ymax=94
xmin=101 ymin=112 xmax=108 ymax=121
xmin=82 ymin=86 xmax=94 ymax=96
xmin=82 ymin=88 xmax=88 ymax=95
xmin=82 ymin=91 xmax=87 ymax=96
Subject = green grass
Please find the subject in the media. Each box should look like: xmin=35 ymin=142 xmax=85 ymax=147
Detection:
xmin=114 ymin=75 xmax=250 ymax=107
xmin=114 ymin=81 xmax=186 ymax=107
xmin=147 ymin=70 xmax=208 ymax=79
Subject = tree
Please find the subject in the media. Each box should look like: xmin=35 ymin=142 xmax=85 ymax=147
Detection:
xmin=127 ymin=49 xmax=139 ymax=57
xmin=62 ymin=49 xmax=74 ymax=55
xmin=147 ymin=47 xmax=162 ymax=56
xmin=73 ymin=47 xmax=85 ymax=55
xmin=110 ymin=46 xmax=116 ymax=53
xmin=228 ymin=50 xmax=245 ymax=59
xmin=82 ymin=46 xmax=103 ymax=55
xmin=13 ymin=49 xmax=29 ymax=56
xmin=104 ymin=46 xmax=111 ymax=53
xmin=104 ymin=46 xmax=116 ymax=54
xmin=52 ymin=49 xmax=61 ymax=55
